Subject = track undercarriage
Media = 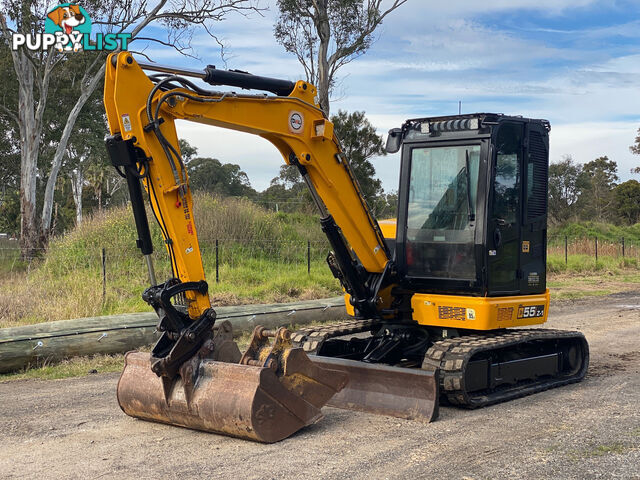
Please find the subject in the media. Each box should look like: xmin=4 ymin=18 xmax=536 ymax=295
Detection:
xmin=293 ymin=320 xmax=589 ymax=410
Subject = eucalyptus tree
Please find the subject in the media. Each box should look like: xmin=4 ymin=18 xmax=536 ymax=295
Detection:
xmin=274 ymin=0 xmax=407 ymax=115
xmin=0 ymin=0 xmax=261 ymax=256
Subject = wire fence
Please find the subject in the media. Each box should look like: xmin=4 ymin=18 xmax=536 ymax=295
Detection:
xmin=4 ymin=236 xmax=640 ymax=268
xmin=0 ymin=238 xmax=333 ymax=303
xmin=2 ymin=235 xmax=640 ymax=303
xmin=547 ymin=235 xmax=640 ymax=264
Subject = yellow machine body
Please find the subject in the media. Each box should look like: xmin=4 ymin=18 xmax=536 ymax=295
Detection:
xmin=377 ymin=219 xmax=397 ymax=239
xmin=346 ymin=290 xmax=549 ymax=330
xmin=104 ymin=52 xmax=390 ymax=320
xmin=345 ymin=218 xmax=550 ymax=330
xmin=410 ymin=291 xmax=549 ymax=330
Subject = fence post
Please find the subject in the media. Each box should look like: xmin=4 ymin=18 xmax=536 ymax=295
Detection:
xmin=101 ymin=247 xmax=106 ymax=305
xmin=622 ymin=237 xmax=625 ymax=258
xmin=215 ymin=239 xmax=219 ymax=283
xmin=565 ymin=236 xmax=568 ymax=265
xmin=595 ymin=236 xmax=598 ymax=264
xmin=307 ymin=240 xmax=311 ymax=275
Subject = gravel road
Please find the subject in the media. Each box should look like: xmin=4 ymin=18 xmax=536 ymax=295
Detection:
xmin=1 ymin=292 xmax=639 ymax=480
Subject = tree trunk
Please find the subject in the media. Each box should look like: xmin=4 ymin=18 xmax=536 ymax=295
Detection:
xmin=0 ymin=297 xmax=347 ymax=374
xmin=41 ymin=66 xmax=104 ymax=238
xmin=97 ymin=180 xmax=102 ymax=214
xmin=4 ymin=0 xmax=247 ymax=256
xmin=315 ymin=3 xmax=332 ymax=116
xmin=16 ymin=55 xmax=42 ymax=259
xmin=71 ymin=168 xmax=84 ymax=225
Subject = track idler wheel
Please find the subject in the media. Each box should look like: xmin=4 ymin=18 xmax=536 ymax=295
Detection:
xmin=117 ymin=321 xmax=348 ymax=443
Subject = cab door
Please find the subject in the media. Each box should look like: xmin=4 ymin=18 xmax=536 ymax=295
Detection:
xmin=519 ymin=122 xmax=549 ymax=295
xmin=487 ymin=122 xmax=523 ymax=295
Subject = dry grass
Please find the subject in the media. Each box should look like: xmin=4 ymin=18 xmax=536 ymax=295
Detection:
xmin=0 ymin=354 xmax=124 ymax=382
xmin=548 ymin=270 xmax=640 ymax=300
xmin=548 ymin=237 xmax=640 ymax=259
xmin=0 ymin=195 xmax=339 ymax=328
xmin=3 ymin=198 xmax=640 ymax=328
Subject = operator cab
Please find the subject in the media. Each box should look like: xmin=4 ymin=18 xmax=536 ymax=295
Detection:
xmin=387 ymin=114 xmax=550 ymax=297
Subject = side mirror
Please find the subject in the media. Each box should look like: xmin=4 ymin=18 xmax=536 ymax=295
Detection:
xmin=385 ymin=128 xmax=402 ymax=154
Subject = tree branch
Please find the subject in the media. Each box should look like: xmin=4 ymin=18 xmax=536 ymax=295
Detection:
xmin=134 ymin=36 xmax=200 ymax=59
xmin=0 ymin=14 xmax=24 ymax=78
xmin=0 ymin=102 xmax=18 ymax=125
xmin=329 ymin=0 xmax=407 ymax=66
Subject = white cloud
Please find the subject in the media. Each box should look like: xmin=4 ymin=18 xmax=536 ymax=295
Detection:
xmin=590 ymin=54 xmax=640 ymax=74
xmin=137 ymin=0 xmax=640 ymax=194
xmin=551 ymin=122 xmax=640 ymax=179
xmin=519 ymin=19 xmax=640 ymax=38
xmin=385 ymin=0 xmax=599 ymax=23
xmin=175 ymin=121 xmax=284 ymax=191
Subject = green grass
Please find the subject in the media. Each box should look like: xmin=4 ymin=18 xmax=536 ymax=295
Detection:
xmin=546 ymin=255 xmax=640 ymax=299
xmin=0 ymin=194 xmax=341 ymax=328
xmin=4 ymin=203 xmax=640 ymax=327
xmin=571 ymin=443 xmax=628 ymax=459
xmin=0 ymin=354 xmax=124 ymax=382
xmin=547 ymin=253 xmax=640 ymax=274
xmin=7 ymin=208 xmax=640 ymax=379
xmin=0 ymin=237 xmax=23 ymax=276
xmin=551 ymin=289 xmax=614 ymax=300
xmin=550 ymin=221 xmax=640 ymax=245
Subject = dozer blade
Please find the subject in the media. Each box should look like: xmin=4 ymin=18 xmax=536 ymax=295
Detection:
xmin=117 ymin=325 xmax=348 ymax=443
xmin=309 ymin=356 xmax=439 ymax=422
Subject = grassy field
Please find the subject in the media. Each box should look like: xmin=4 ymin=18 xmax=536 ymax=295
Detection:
xmin=2 ymin=200 xmax=640 ymax=330
xmin=2 ymin=265 xmax=638 ymax=382
xmin=0 ymin=355 xmax=125 ymax=382
xmin=550 ymin=221 xmax=640 ymax=244
xmin=0 ymin=194 xmax=340 ymax=329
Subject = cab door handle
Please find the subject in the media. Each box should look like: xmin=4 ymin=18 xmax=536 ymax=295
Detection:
xmin=493 ymin=227 xmax=502 ymax=248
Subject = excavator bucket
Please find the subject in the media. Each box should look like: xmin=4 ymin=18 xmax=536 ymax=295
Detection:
xmin=310 ymin=356 xmax=439 ymax=422
xmin=117 ymin=323 xmax=348 ymax=443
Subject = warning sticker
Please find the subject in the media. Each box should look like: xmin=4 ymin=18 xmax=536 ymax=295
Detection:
xmin=121 ymin=114 xmax=132 ymax=132
xmin=288 ymin=111 xmax=304 ymax=134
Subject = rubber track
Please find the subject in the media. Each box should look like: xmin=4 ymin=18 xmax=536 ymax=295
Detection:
xmin=421 ymin=328 xmax=589 ymax=409
xmin=291 ymin=319 xmax=381 ymax=354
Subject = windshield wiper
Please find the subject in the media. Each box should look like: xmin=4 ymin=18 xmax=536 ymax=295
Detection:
xmin=465 ymin=149 xmax=475 ymax=222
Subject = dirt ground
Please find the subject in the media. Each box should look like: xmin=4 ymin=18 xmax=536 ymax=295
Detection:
xmin=1 ymin=292 xmax=639 ymax=480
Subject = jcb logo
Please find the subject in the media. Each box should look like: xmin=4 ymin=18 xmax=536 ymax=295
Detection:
xmin=517 ymin=305 xmax=545 ymax=319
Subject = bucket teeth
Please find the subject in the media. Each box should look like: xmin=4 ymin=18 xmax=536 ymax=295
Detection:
xmin=117 ymin=324 xmax=348 ymax=443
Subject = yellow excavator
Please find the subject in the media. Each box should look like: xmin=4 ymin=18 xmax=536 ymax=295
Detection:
xmin=104 ymin=52 xmax=589 ymax=443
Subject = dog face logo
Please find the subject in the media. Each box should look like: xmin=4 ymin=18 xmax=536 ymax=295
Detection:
xmin=47 ymin=4 xmax=86 ymax=35
xmin=45 ymin=3 xmax=92 ymax=51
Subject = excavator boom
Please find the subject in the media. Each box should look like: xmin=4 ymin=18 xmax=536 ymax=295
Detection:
xmin=104 ymin=53 xmax=438 ymax=442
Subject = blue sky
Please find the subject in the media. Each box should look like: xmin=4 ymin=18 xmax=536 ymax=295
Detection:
xmin=132 ymin=0 xmax=640 ymax=192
